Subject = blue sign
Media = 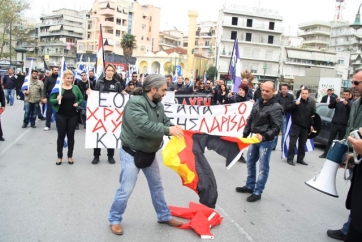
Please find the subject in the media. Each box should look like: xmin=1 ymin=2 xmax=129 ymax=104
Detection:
xmin=175 ymin=65 xmax=181 ymax=76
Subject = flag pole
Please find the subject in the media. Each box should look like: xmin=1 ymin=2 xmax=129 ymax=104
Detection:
xmin=100 ymin=24 xmax=105 ymax=72
xmin=227 ymin=38 xmax=237 ymax=85
xmin=87 ymin=56 xmax=91 ymax=88
xmin=58 ymin=56 xmax=64 ymax=105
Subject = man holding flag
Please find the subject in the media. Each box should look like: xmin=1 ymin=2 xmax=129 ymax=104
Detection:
xmin=42 ymin=66 xmax=59 ymax=131
xmin=285 ymin=88 xmax=315 ymax=166
xmin=229 ymin=38 xmax=242 ymax=93
xmin=21 ymin=70 xmax=44 ymax=128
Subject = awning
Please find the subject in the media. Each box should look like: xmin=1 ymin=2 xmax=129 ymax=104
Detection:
xmin=62 ymin=25 xmax=74 ymax=31
xmin=300 ymin=51 xmax=312 ymax=60
xmin=351 ymin=54 xmax=360 ymax=61
xmin=287 ymin=49 xmax=336 ymax=62
xmin=108 ymin=2 xmax=115 ymax=9
xmin=104 ymin=38 xmax=114 ymax=46
xmin=200 ymin=27 xmax=211 ymax=33
xmin=99 ymin=2 xmax=108 ymax=9
xmin=63 ymin=15 xmax=81 ymax=23
xmin=49 ymin=25 xmax=62 ymax=32
xmin=286 ymin=49 xmax=301 ymax=59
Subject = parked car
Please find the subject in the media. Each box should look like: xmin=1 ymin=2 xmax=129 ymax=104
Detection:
xmin=314 ymin=103 xmax=335 ymax=146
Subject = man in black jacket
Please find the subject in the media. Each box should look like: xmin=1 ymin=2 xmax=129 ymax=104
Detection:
xmin=285 ymin=88 xmax=315 ymax=166
xmin=2 ymin=68 xmax=16 ymax=106
xmin=253 ymin=82 xmax=263 ymax=102
xmin=321 ymin=88 xmax=337 ymax=104
xmin=42 ymin=66 xmax=59 ymax=131
xmin=319 ymin=90 xmax=352 ymax=158
xmin=274 ymin=84 xmax=294 ymax=150
xmin=235 ymin=81 xmax=282 ymax=202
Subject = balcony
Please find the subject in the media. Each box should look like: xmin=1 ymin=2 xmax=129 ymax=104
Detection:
xmin=103 ymin=33 xmax=114 ymax=39
xmin=38 ymin=41 xmax=66 ymax=47
xmin=241 ymin=54 xmax=280 ymax=63
xmin=222 ymin=22 xmax=283 ymax=34
xmin=104 ymin=45 xmax=114 ymax=51
xmin=41 ymin=51 xmax=76 ymax=58
xmin=77 ymin=40 xmax=97 ymax=53
xmin=99 ymin=8 xmax=114 ymax=17
xmin=298 ymin=21 xmax=331 ymax=29
xmin=303 ymin=39 xmax=330 ymax=45
xmin=38 ymin=31 xmax=82 ymax=38
xmin=298 ymin=30 xmax=330 ymax=37
xmin=221 ymin=35 xmax=281 ymax=46
xmin=101 ymin=21 xmax=114 ymax=28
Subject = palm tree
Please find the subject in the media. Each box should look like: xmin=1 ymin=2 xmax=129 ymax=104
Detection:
xmin=121 ymin=34 xmax=136 ymax=71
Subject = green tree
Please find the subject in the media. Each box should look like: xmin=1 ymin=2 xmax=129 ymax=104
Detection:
xmin=120 ymin=33 xmax=136 ymax=69
xmin=206 ymin=66 xmax=217 ymax=81
xmin=163 ymin=63 xmax=173 ymax=75
xmin=0 ymin=0 xmax=30 ymax=59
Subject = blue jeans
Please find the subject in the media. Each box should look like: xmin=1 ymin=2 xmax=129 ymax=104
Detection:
xmin=4 ymin=89 xmax=15 ymax=105
xmin=45 ymin=101 xmax=56 ymax=128
xmin=245 ymin=140 xmax=273 ymax=195
xmin=341 ymin=214 xmax=351 ymax=235
xmin=108 ymin=148 xmax=171 ymax=225
xmin=23 ymin=102 xmax=39 ymax=126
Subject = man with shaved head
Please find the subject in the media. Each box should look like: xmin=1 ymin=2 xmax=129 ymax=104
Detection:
xmin=236 ymin=81 xmax=283 ymax=202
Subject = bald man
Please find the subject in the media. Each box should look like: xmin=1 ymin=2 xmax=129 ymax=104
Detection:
xmin=236 ymin=81 xmax=282 ymax=202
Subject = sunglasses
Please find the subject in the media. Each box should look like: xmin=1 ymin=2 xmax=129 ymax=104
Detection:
xmin=206 ymin=82 xmax=211 ymax=84
xmin=132 ymin=76 xmax=138 ymax=77
xmin=352 ymin=81 xmax=362 ymax=86
xmin=129 ymin=84 xmax=134 ymax=86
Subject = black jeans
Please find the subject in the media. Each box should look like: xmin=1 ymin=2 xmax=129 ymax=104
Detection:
xmin=345 ymin=223 xmax=362 ymax=242
xmin=56 ymin=113 xmax=78 ymax=158
xmin=93 ymin=148 xmax=114 ymax=157
xmin=45 ymin=100 xmax=54 ymax=128
xmin=287 ymin=124 xmax=309 ymax=162
xmin=323 ymin=123 xmax=347 ymax=155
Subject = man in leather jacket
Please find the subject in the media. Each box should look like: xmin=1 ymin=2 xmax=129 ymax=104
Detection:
xmin=236 ymin=81 xmax=282 ymax=202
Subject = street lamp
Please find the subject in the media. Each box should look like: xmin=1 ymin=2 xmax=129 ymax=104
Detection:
xmin=263 ymin=62 xmax=268 ymax=81
xmin=350 ymin=3 xmax=362 ymax=30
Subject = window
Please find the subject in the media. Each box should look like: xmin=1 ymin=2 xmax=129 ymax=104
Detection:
xmin=150 ymin=16 xmax=152 ymax=21
xmin=246 ymin=33 xmax=252 ymax=41
xmin=247 ymin=19 xmax=253 ymax=27
xmin=141 ymin=36 xmax=144 ymax=40
xmin=142 ymin=24 xmax=145 ymax=30
xmin=87 ymin=21 xmax=92 ymax=30
xmin=195 ymin=40 xmax=198 ymax=46
xmin=231 ymin=31 xmax=237 ymax=40
xmin=232 ymin=17 xmax=238 ymax=26
xmin=116 ymin=30 xmax=120 ymax=37
xmin=243 ymin=47 xmax=251 ymax=57
xmin=116 ymin=18 xmax=121 ymax=25
xmin=268 ymin=35 xmax=274 ymax=44
xmin=205 ymin=40 xmax=209 ymax=46
xmin=183 ymin=43 xmax=188 ymax=47
xmin=149 ymin=26 xmax=151 ymax=32
xmin=269 ymin=22 xmax=275 ymax=30
xmin=338 ymin=59 xmax=344 ymax=65
xmin=87 ymin=32 xmax=91 ymax=39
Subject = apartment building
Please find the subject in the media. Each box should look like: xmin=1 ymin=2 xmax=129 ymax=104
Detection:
xmin=38 ymin=8 xmax=87 ymax=68
xmin=159 ymin=29 xmax=183 ymax=51
xmin=216 ymin=3 xmax=283 ymax=83
xmin=298 ymin=21 xmax=331 ymax=50
xmin=129 ymin=1 xmax=161 ymax=56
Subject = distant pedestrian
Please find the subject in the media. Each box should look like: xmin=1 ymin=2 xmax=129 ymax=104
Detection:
xmin=321 ymin=88 xmax=336 ymax=104
xmin=0 ymin=82 xmax=5 ymax=141
xmin=2 ymin=68 xmax=16 ymax=106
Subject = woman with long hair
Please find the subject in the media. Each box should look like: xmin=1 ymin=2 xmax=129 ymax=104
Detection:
xmin=124 ymin=81 xmax=135 ymax=94
xmin=217 ymin=84 xmax=229 ymax=104
xmin=92 ymin=63 xmax=123 ymax=165
xmin=50 ymin=70 xmax=83 ymax=165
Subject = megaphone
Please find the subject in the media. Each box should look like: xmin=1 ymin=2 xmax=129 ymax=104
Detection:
xmin=305 ymin=140 xmax=348 ymax=198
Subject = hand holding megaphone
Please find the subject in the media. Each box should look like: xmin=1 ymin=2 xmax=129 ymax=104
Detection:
xmin=348 ymin=128 xmax=362 ymax=164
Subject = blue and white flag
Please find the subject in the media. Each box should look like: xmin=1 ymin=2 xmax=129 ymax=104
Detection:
xmin=74 ymin=64 xmax=85 ymax=82
xmin=172 ymin=65 xmax=181 ymax=83
xmin=229 ymin=38 xmax=241 ymax=93
xmin=282 ymin=113 xmax=315 ymax=159
xmin=21 ymin=60 xmax=33 ymax=94
xmin=50 ymin=57 xmax=66 ymax=96
xmin=43 ymin=105 xmax=56 ymax=123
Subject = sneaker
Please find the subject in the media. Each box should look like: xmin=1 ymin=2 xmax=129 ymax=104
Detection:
xmin=247 ymin=194 xmax=261 ymax=202
xmin=326 ymin=229 xmax=346 ymax=241
xmin=44 ymin=127 xmax=50 ymax=131
xmin=91 ymin=157 xmax=100 ymax=164
xmin=238 ymin=156 xmax=246 ymax=163
xmin=319 ymin=154 xmax=327 ymax=158
xmin=235 ymin=186 xmax=253 ymax=193
xmin=108 ymin=157 xmax=116 ymax=164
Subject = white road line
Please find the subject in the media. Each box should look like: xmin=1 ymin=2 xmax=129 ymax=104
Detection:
xmin=0 ymin=128 xmax=31 ymax=157
xmin=216 ymin=204 xmax=254 ymax=241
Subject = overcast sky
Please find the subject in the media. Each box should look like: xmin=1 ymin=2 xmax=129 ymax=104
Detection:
xmin=25 ymin=0 xmax=361 ymax=35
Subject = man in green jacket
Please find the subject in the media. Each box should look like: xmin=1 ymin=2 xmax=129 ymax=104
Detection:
xmin=108 ymin=74 xmax=184 ymax=235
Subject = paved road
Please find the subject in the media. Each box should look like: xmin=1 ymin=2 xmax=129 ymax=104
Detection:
xmin=0 ymin=100 xmax=351 ymax=242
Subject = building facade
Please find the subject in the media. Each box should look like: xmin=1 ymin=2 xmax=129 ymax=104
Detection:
xmin=159 ymin=30 xmax=183 ymax=51
xmin=216 ymin=4 xmax=284 ymax=83
xmin=38 ymin=8 xmax=87 ymax=68
xmin=297 ymin=21 xmax=331 ymax=50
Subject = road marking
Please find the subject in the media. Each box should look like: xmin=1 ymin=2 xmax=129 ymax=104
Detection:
xmin=216 ymin=204 xmax=254 ymax=241
xmin=0 ymin=128 xmax=31 ymax=156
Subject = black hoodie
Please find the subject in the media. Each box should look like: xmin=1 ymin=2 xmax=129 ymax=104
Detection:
xmin=43 ymin=73 xmax=58 ymax=97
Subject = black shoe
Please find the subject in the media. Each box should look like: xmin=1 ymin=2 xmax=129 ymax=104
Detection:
xmin=91 ymin=157 xmax=100 ymax=164
xmin=84 ymin=125 xmax=86 ymax=129
xmin=236 ymin=186 xmax=253 ymax=193
xmin=297 ymin=160 xmax=308 ymax=166
xmin=22 ymin=124 xmax=27 ymax=128
xmin=327 ymin=229 xmax=346 ymax=241
xmin=247 ymin=194 xmax=261 ymax=202
xmin=75 ymin=125 xmax=79 ymax=130
xmin=31 ymin=125 xmax=36 ymax=128
xmin=108 ymin=157 xmax=116 ymax=164
xmin=272 ymin=148 xmax=276 ymax=151
xmin=319 ymin=154 xmax=327 ymax=158
xmin=238 ymin=156 xmax=246 ymax=163
xmin=0 ymin=137 xmax=4 ymax=141
xmin=287 ymin=160 xmax=295 ymax=166
xmin=38 ymin=116 xmax=46 ymax=120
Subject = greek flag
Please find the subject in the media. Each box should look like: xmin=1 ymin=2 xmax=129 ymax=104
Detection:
xmin=43 ymin=105 xmax=56 ymax=123
xmin=282 ymin=113 xmax=315 ymax=159
xmin=20 ymin=60 xmax=33 ymax=94
xmin=50 ymin=57 xmax=67 ymax=96
xmin=74 ymin=63 xmax=85 ymax=82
